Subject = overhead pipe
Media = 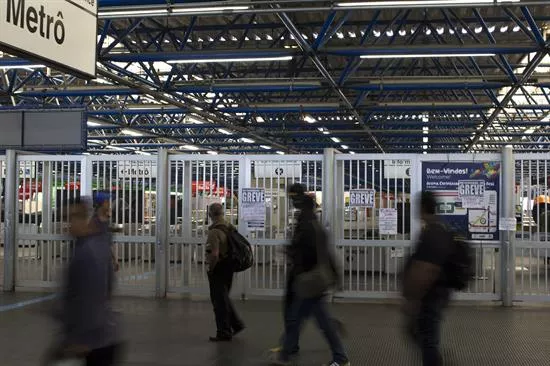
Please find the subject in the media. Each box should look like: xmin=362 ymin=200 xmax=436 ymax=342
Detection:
xmin=102 ymin=49 xmax=295 ymax=63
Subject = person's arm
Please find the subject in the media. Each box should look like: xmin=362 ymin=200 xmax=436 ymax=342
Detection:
xmin=206 ymin=229 xmax=222 ymax=270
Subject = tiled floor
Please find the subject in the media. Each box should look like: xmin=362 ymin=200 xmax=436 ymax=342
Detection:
xmin=1 ymin=293 xmax=550 ymax=365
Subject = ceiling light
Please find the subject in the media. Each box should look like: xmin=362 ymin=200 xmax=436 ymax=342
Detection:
xmin=399 ymin=29 xmax=407 ymax=36
xmin=182 ymin=145 xmax=200 ymax=151
xmin=260 ymin=145 xmax=272 ymax=150
xmin=513 ymin=25 xmax=520 ymax=32
xmin=276 ymin=151 xmax=285 ymax=155
xmin=350 ymin=151 xmax=356 ymax=155
xmin=335 ymin=0 xmax=508 ymax=7
xmin=207 ymin=151 xmax=218 ymax=155
xmin=386 ymin=30 xmax=394 ymax=37
xmin=87 ymin=120 xmax=102 ymax=127
xmin=231 ymin=35 xmax=238 ymax=41
xmin=98 ymin=9 xmax=168 ymax=17
xmin=323 ymin=131 xmax=330 ymax=135
xmin=167 ymin=56 xmax=293 ymax=64
xmin=240 ymin=138 xmax=255 ymax=143
xmin=0 ymin=64 xmax=45 ymax=70
xmin=218 ymin=128 xmax=233 ymax=135
xmin=373 ymin=30 xmax=381 ymax=37
xmin=425 ymin=28 xmax=432 ymax=35
xmin=121 ymin=129 xmax=143 ymax=137
xmin=337 ymin=32 xmax=344 ymax=39
xmin=245 ymin=36 xmax=250 ymax=41
xmin=437 ymin=27 xmax=444 ymax=35
xmin=461 ymin=27 xmax=468 ymax=34
xmin=349 ymin=31 xmax=357 ymax=38
xmin=500 ymin=25 xmax=509 ymax=32
xmin=331 ymin=137 xmax=341 ymax=143
xmin=303 ymin=114 xmax=317 ymax=124
xmin=475 ymin=26 xmax=483 ymax=33
xmin=171 ymin=6 xmax=250 ymax=14
xmin=449 ymin=28 xmax=455 ymax=34
xmin=341 ymin=145 xmax=349 ymax=150
xmin=360 ymin=53 xmax=495 ymax=59
xmin=220 ymin=36 xmax=226 ymax=42
xmin=266 ymin=34 xmax=273 ymax=40
xmin=255 ymin=35 xmax=262 ymax=41
xmin=488 ymin=26 xmax=496 ymax=33
xmin=423 ymin=137 xmax=429 ymax=143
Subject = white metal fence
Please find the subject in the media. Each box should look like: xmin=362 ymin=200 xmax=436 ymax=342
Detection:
xmin=2 ymin=149 xmax=549 ymax=304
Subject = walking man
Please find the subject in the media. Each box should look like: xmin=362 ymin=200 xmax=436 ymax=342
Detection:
xmin=402 ymin=191 xmax=454 ymax=366
xmin=272 ymin=184 xmax=350 ymax=366
xmin=206 ymin=203 xmax=245 ymax=342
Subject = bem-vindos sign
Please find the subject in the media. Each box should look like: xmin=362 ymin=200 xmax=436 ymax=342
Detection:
xmin=0 ymin=0 xmax=97 ymax=78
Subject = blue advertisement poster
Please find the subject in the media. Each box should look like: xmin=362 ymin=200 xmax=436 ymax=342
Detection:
xmin=422 ymin=162 xmax=500 ymax=241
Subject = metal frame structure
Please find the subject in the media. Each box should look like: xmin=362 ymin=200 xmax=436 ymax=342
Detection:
xmin=1 ymin=1 xmax=550 ymax=155
xmin=2 ymin=149 xmax=549 ymax=304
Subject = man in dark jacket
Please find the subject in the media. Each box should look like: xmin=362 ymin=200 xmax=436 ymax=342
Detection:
xmin=271 ymin=184 xmax=349 ymax=366
xmin=403 ymin=191 xmax=453 ymax=366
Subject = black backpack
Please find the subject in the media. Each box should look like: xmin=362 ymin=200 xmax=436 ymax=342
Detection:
xmin=444 ymin=230 xmax=474 ymax=291
xmin=218 ymin=226 xmax=254 ymax=272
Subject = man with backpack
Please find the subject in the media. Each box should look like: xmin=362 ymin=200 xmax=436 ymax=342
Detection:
xmin=206 ymin=203 xmax=245 ymax=342
xmin=403 ymin=191 xmax=472 ymax=366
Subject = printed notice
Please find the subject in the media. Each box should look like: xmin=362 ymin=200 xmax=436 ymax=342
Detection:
xmin=379 ymin=208 xmax=398 ymax=235
xmin=349 ymin=189 xmax=376 ymax=208
xmin=241 ymin=188 xmax=266 ymax=230
xmin=499 ymin=217 xmax=517 ymax=231
xmin=458 ymin=180 xmax=486 ymax=209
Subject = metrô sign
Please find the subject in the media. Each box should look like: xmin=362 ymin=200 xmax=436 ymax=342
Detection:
xmin=0 ymin=0 xmax=98 ymax=78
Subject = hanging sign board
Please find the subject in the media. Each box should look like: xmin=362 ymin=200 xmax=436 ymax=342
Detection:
xmin=349 ymin=189 xmax=376 ymax=208
xmin=458 ymin=180 xmax=486 ymax=209
xmin=384 ymin=159 xmax=412 ymax=179
xmin=0 ymin=0 xmax=98 ymax=78
xmin=241 ymin=188 xmax=266 ymax=230
xmin=117 ymin=161 xmax=157 ymax=179
xmin=254 ymin=161 xmax=302 ymax=179
xmin=379 ymin=208 xmax=398 ymax=235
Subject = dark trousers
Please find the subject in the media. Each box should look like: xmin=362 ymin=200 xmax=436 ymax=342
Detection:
xmin=408 ymin=293 xmax=449 ymax=366
xmin=281 ymin=295 xmax=348 ymax=363
xmin=208 ymin=261 xmax=243 ymax=338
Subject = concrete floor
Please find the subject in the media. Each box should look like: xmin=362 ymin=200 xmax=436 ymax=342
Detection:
xmin=1 ymin=293 xmax=550 ymax=365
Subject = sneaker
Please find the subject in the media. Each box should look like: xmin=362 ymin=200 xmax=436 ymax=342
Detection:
xmin=324 ymin=361 xmax=350 ymax=366
xmin=268 ymin=351 xmax=292 ymax=365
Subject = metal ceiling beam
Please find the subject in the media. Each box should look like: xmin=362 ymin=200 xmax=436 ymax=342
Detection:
xmin=466 ymin=51 xmax=549 ymax=151
xmin=275 ymin=8 xmax=384 ymax=152
xmin=95 ymin=67 xmax=296 ymax=153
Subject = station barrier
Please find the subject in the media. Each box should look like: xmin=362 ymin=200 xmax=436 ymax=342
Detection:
xmin=0 ymin=148 xmax=549 ymax=304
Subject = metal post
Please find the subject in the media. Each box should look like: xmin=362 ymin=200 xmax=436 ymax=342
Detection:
xmin=155 ymin=149 xmax=169 ymax=298
xmin=238 ymin=157 xmax=252 ymax=300
xmin=41 ymin=161 xmax=52 ymax=281
xmin=501 ymin=146 xmax=515 ymax=307
xmin=3 ymin=150 xmax=17 ymax=291
xmin=322 ymin=148 xmax=337 ymax=243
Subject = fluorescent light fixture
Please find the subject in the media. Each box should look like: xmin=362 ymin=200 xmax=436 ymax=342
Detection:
xmin=336 ymin=0 xmax=517 ymax=7
xmin=256 ymin=116 xmax=265 ymax=123
xmin=303 ymin=114 xmax=317 ymax=124
xmin=0 ymin=64 xmax=44 ymax=70
xmin=423 ymin=137 xmax=429 ymax=143
xmin=99 ymin=9 xmax=168 ymax=17
xmin=121 ymin=129 xmax=143 ymax=137
xmin=218 ymin=128 xmax=233 ymax=135
xmin=387 ymin=30 xmax=394 ymax=37
xmin=136 ymin=151 xmax=151 ymax=156
xmin=331 ymin=137 xmax=341 ymax=143
xmin=260 ymin=145 xmax=272 ymax=150
xmin=276 ymin=151 xmax=285 ymax=155
xmin=240 ymin=138 xmax=255 ymax=143
xmin=167 ymin=56 xmax=293 ymax=64
xmin=360 ymin=53 xmax=495 ymax=59
xmin=99 ymin=5 xmax=249 ymax=17
xmin=350 ymin=151 xmax=356 ymax=155
xmin=207 ymin=151 xmax=219 ymax=155
xmin=399 ymin=29 xmax=407 ymax=36
xmin=373 ymin=30 xmax=381 ymax=37
xmin=174 ymin=6 xmax=251 ymax=14
xmin=182 ymin=145 xmax=200 ymax=151
xmin=106 ymin=146 xmax=128 ymax=151
xmin=341 ymin=145 xmax=349 ymax=150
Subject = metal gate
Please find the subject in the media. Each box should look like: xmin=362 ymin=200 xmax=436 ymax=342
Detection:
xmin=87 ymin=156 xmax=157 ymax=296
xmin=514 ymin=154 xmax=550 ymax=301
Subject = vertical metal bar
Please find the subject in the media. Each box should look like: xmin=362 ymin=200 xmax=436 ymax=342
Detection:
xmin=156 ymin=149 xmax=169 ymax=298
xmin=239 ymin=157 xmax=251 ymax=299
xmin=501 ymin=146 xmax=515 ymax=307
xmin=3 ymin=150 xmax=17 ymax=291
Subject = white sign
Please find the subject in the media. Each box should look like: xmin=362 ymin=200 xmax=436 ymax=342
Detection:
xmin=241 ymin=188 xmax=266 ymax=229
xmin=349 ymin=189 xmax=375 ymax=208
xmin=458 ymin=180 xmax=486 ymax=209
xmin=390 ymin=247 xmax=405 ymax=258
xmin=1 ymin=165 xmax=36 ymax=179
xmin=254 ymin=161 xmax=302 ymax=179
xmin=384 ymin=159 xmax=411 ymax=179
xmin=499 ymin=217 xmax=517 ymax=231
xmin=0 ymin=0 xmax=98 ymax=77
xmin=379 ymin=208 xmax=398 ymax=235
xmin=117 ymin=162 xmax=157 ymax=179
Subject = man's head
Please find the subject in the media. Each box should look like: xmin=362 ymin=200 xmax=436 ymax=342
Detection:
xmin=288 ymin=183 xmax=306 ymax=209
xmin=208 ymin=202 xmax=224 ymax=220
xmin=419 ymin=191 xmax=437 ymax=220
xmin=94 ymin=191 xmax=111 ymax=217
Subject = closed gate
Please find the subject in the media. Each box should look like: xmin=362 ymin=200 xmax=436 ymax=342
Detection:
xmin=514 ymin=154 xmax=550 ymax=301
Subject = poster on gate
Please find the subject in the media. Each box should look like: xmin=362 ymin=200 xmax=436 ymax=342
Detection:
xmin=241 ymin=188 xmax=266 ymax=230
xmin=422 ymin=162 xmax=500 ymax=241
